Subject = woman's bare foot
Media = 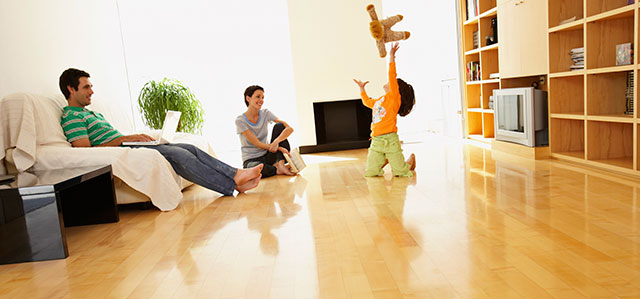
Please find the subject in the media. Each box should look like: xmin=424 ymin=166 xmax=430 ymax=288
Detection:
xmin=234 ymin=164 xmax=263 ymax=186
xmin=275 ymin=160 xmax=296 ymax=176
xmin=236 ymin=174 xmax=261 ymax=193
xmin=407 ymin=153 xmax=416 ymax=171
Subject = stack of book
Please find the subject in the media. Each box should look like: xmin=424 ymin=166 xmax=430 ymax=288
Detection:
xmin=466 ymin=61 xmax=481 ymax=81
xmin=570 ymin=47 xmax=584 ymax=70
xmin=473 ymin=31 xmax=479 ymax=49
xmin=626 ymin=71 xmax=634 ymax=115
xmin=466 ymin=0 xmax=479 ymax=20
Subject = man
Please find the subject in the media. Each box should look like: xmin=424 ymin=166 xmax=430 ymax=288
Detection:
xmin=59 ymin=68 xmax=262 ymax=195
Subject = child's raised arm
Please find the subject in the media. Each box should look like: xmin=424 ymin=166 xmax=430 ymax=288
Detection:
xmin=353 ymin=79 xmax=375 ymax=108
xmin=389 ymin=42 xmax=399 ymax=63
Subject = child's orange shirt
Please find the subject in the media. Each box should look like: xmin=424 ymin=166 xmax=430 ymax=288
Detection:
xmin=360 ymin=61 xmax=400 ymax=137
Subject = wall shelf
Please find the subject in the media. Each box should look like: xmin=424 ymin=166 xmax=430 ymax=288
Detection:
xmin=459 ymin=0 xmax=500 ymax=144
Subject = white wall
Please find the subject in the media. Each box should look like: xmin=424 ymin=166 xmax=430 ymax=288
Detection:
xmin=287 ymin=0 xmax=387 ymax=146
xmin=117 ymin=0 xmax=298 ymax=153
xmin=0 ymin=1 xmax=461 ymax=153
xmin=0 ymin=0 xmax=135 ymax=132
xmin=381 ymin=0 xmax=462 ymax=139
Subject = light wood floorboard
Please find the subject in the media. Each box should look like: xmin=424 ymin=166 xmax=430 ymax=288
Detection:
xmin=2 ymin=134 xmax=640 ymax=298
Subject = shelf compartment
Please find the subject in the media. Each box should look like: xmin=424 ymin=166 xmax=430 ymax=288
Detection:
xmin=586 ymin=1 xmax=635 ymax=19
xmin=481 ymin=82 xmax=499 ymax=109
xmin=466 ymin=84 xmax=482 ymax=108
xmin=587 ymin=120 xmax=633 ymax=169
xmin=586 ymin=14 xmax=634 ymax=69
xmin=463 ymin=23 xmax=479 ymax=52
xmin=478 ymin=0 xmax=497 ymax=16
xmin=479 ymin=15 xmax=498 ymax=48
xmin=482 ymin=113 xmax=495 ymax=138
xmin=550 ymin=118 xmax=585 ymax=159
xmin=468 ymin=111 xmax=483 ymax=135
xmin=586 ymin=71 xmax=634 ymax=116
xmin=549 ymin=27 xmax=584 ymax=73
xmin=550 ymin=75 xmax=584 ymax=114
xmin=480 ymin=49 xmax=499 ymax=80
xmin=549 ymin=0 xmax=584 ymax=28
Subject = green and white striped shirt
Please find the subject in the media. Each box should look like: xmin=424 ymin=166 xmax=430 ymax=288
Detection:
xmin=60 ymin=106 xmax=123 ymax=146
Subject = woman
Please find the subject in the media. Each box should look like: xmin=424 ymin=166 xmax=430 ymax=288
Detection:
xmin=235 ymin=85 xmax=296 ymax=177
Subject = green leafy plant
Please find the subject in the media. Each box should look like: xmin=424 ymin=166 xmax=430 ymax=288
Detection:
xmin=137 ymin=78 xmax=204 ymax=134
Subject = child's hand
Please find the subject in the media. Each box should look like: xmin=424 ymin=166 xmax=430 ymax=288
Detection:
xmin=353 ymin=79 xmax=369 ymax=92
xmin=390 ymin=42 xmax=399 ymax=62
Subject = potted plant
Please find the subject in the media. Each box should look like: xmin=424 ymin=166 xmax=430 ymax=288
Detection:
xmin=137 ymin=78 xmax=204 ymax=134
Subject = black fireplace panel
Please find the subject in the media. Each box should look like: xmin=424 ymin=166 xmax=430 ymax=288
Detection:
xmin=301 ymin=99 xmax=372 ymax=154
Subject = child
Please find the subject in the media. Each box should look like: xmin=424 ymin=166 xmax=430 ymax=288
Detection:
xmin=353 ymin=42 xmax=416 ymax=177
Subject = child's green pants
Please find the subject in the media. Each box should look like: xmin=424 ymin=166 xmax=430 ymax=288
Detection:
xmin=365 ymin=132 xmax=413 ymax=177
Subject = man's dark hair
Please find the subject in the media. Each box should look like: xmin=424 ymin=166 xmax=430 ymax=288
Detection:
xmin=397 ymin=78 xmax=415 ymax=117
xmin=243 ymin=85 xmax=264 ymax=107
xmin=59 ymin=68 xmax=90 ymax=99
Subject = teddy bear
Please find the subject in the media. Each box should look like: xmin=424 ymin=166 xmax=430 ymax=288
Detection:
xmin=367 ymin=4 xmax=410 ymax=58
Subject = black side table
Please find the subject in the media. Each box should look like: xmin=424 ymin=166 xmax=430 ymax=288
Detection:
xmin=0 ymin=165 xmax=118 ymax=265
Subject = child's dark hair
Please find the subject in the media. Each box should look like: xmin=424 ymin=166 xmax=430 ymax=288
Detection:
xmin=244 ymin=85 xmax=264 ymax=106
xmin=397 ymin=78 xmax=415 ymax=117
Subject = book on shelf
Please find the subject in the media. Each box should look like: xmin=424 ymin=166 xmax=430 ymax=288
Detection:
xmin=558 ymin=16 xmax=577 ymax=25
xmin=626 ymin=71 xmax=634 ymax=115
xmin=616 ymin=43 xmax=633 ymax=66
xmin=489 ymin=73 xmax=500 ymax=79
xmin=569 ymin=47 xmax=585 ymax=70
xmin=466 ymin=61 xmax=481 ymax=81
xmin=465 ymin=0 xmax=479 ymax=20
xmin=473 ymin=31 xmax=479 ymax=49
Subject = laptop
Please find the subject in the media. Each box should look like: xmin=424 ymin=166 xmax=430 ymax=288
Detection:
xmin=122 ymin=110 xmax=181 ymax=146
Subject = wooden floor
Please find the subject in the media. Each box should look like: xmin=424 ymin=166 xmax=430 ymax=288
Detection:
xmin=2 ymin=134 xmax=640 ymax=298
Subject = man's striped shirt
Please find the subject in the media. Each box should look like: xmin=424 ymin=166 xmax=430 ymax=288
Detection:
xmin=61 ymin=106 xmax=123 ymax=146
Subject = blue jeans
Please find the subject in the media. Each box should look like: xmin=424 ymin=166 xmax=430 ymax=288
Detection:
xmin=125 ymin=143 xmax=238 ymax=196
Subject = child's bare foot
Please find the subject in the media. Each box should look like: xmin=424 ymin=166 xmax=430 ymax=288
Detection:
xmin=275 ymin=160 xmax=296 ymax=176
xmin=236 ymin=174 xmax=261 ymax=193
xmin=407 ymin=153 xmax=416 ymax=171
xmin=234 ymin=164 xmax=263 ymax=186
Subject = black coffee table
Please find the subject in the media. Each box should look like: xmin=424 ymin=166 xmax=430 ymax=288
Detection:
xmin=0 ymin=165 xmax=118 ymax=265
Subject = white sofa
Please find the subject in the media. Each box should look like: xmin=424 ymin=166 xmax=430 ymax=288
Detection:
xmin=0 ymin=92 xmax=216 ymax=211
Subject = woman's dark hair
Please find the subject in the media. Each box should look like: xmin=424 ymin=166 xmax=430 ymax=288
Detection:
xmin=244 ymin=85 xmax=264 ymax=106
xmin=59 ymin=68 xmax=90 ymax=99
xmin=397 ymin=78 xmax=415 ymax=117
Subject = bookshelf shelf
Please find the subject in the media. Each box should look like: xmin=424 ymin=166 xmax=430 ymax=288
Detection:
xmin=550 ymin=113 xmax=585 ymax=120
xmin=549 ymin=20 xmax=584 ymax=33
xmin=548 ymin=1 xmax=639 ymax=175
xmin=459 ymin=0 xmax=500 ymax=143
xmin=549 ymin=70 xmax=586 ymax=78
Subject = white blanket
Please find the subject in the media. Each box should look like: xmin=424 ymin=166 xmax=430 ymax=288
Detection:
xmin=0 ymin=92 xmax=212 ymax=211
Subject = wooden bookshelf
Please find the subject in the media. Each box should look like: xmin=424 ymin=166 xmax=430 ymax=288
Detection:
xmin=548 ymin=0 xmax=638 ymax=174
xmin=459 ymin=0 xmax=499 ymax=142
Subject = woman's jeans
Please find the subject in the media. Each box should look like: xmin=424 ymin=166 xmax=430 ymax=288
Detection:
xmin=125 ymin=143 xmax=238 ymax=196
xmin=243 ymin=123 xmax=290 ymax=178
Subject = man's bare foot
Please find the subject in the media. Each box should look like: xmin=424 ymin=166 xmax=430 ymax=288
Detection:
xmin=234 ymin=164 xmax=263 ymax=186
xmin=236 ymin=174 xmax=261 ymax=193
xmin=407 ymin=153 xmax=416 ymax=171
xmin=275 ymin=160 xmax=296 ymax=176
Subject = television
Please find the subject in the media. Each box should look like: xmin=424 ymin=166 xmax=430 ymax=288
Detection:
xmin=493 ymin=87 xmax=548 ymax=147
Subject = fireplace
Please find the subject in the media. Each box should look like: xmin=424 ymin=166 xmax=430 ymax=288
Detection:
xmin=299 ymin=99 xmax=372 ymax=154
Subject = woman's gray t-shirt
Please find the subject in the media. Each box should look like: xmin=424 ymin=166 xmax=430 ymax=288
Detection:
xmin=235 ymin=109 xmax=277 ymax=162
